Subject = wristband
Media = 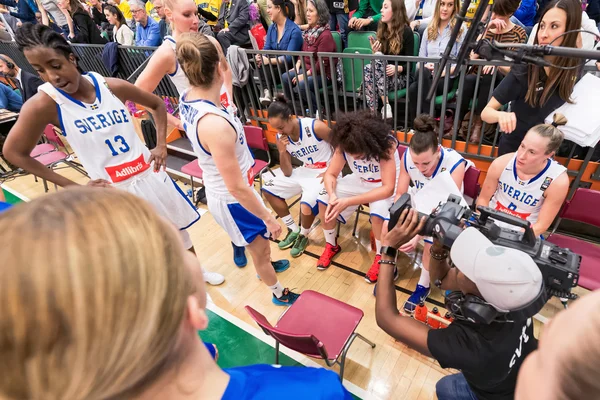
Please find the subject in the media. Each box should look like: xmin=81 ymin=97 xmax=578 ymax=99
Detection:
xmin=429 ymin=247 xmax=449 ymax=261
xmin=378 ymin=259 xmax=396 ymax=266
xmin=380 ymin=245 xmax=398 ymax=259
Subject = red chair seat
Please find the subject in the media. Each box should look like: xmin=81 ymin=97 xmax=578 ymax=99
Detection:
xmin=30 ymin=143 xmax=56 ymax=158
xmin=35 ymin=150 xmax=68 ymax=166
xmin=252 ymin=160 xmax=268 ymax=177
xmin=181 ymin=160 xmax=204 ymax=179
xmin=547 ymin=234 xmax=600 ymax=291
xmin=275 ymin=290 xmax=364 ymax=360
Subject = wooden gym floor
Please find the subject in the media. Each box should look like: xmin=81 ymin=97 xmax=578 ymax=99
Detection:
xmin=1 ymin=162 xmax=589 ymax=400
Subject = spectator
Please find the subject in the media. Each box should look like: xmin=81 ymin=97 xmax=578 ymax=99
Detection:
xmin=37 ymin=0 xmax=74 ymax=37
xmin=348 ymin=0 xmax=381 ymax=31
xmin=105 ymin=4 xmax=134 ymax=45
xmin=197 ymin=0 xmax=221 ymax=27
xmin=0 ymin=82 xmax=23 ymax=111
xmin=457 ymin=0 xmax=526 ymax=143
xmin=513 ymin=0 xmax=537 ymax=27
xmin=58 ymin=0 xmax=107 ymax=43
xmin=89 ymin=0 xmax=108 ymax=26
xmin=215 ymin=0 xmax=250 ymax=54
xmin=35 ymin=10 xmax=64 ymax=34
xmin=281 ymin=0 xmax=335 ymax=117
xmin=529 ymin=7 xmax=599 ymax=50
xmin=362 ymin=0 xmax=413 ymax=118
xmin=108 ymin=0 xmax=133 ymax=29
xmin=407 ymin=0 xmax=465 ymax=122
xmin=153 ymin=0 xmax=171 ymax=37
xmin=0 ymin=188 xmax=352 ymax=399
xmin=0 ymin=0 xmax=37 ymax=24
xmin=409 ymin=0 xmax=437 ymax=36
xmin=131 ymin=0 xmax=162 ymax=46
xmin=481 ymin=0 xmax=582 ymax=155
xmin=292 ymin=0 xmax=308 ymax=27
xmin=0 ymin=54 xmax=44 ymax=102
xmin=326 ymin=0 xmax=348 ymax=46
xmin=256 ymin=0 xmax=303 ymax=106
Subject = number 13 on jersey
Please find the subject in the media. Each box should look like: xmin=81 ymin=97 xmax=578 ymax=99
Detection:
xmin=105 ymin=135 xmax=130 ymax=156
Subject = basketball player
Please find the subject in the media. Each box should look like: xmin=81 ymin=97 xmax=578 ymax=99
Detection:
xmin=262 ymin=95 xmax=333 ymax=258
xmin=3 ymin=23 xmax=224 ymax=286
xmin=135 ymin=0 xmax=249 ymax=268
xmin=177 ymin=32 xmax=300 ymax=306
xmin=398 ymin=114 xmax=470 ymax=312
xmin=477 ymin=114 xmax=569 ymax=237
xmin=316 ymin=110 xmax=400 ymax=280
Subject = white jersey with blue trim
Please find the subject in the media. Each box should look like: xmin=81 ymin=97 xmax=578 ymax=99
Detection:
xmin=277 ymin=117 xmax=332 ymax=166
xmin=490 ymin=153 xmax=567 ymax=224
xmin=404 ymin=146 xmax=468 ymax=191
xmin=179 ymin=92 xmax=254 ymax=200
xmin=38 ymin=72 xmax=151 ymax=183
xmin=163 ymin=36 xmax=236 ymax=114
xmin=345 ymin=137 xmax=401 ymax=182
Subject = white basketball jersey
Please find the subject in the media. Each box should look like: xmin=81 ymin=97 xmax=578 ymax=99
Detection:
xmin=345 ymin=137 xmax=401 ymax=182
xmin=38 ymin=72 xmax=151 ymax=183
xmin=179 ymin=93 xmax=254 ymax=200
xmin=490 ymin=153 xmax=567 ymax=224
xmin=278 ymin=117 xmax=332 ymax=167
xmin=163 ymin=36 xmax=236 ymax=114
xmin=404 ymin=146 xmax=468 ymax=192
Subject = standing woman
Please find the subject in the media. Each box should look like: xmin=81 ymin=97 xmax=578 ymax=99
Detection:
xmin=89 ymin=0 xmax=108 ymax=26
xmin=256 ymin=0 xmax=303 ymax=106
xmin=104 ymin=4 xmax=134 ymax=45
xmin=37 ymin=0 xmax=75 ymax=38
xmin=362 ymin=0 xmax=414 ymax=118
xmin=177 ymin=32 xmax=300 ymax=305
xmin=281 ymin=0 xmax=336 ymax=117
xmin=58 ymin=0 xmax=107 ymax=43
xmin=3 ymin=23 xmax=223 ymax=286
xmin=135 ymin=0 xmax=250 ymax=268
xmin=481 ymin=0 xmax=582 ymax=156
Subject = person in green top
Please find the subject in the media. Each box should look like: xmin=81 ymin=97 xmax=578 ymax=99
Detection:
xmin=348 ymin=0 xmax=382 ymax=30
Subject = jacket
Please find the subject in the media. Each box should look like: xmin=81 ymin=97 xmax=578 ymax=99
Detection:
xmin=264 ymin=18 xmax=303 ymax=65
xmin=71 ymin=9 xmax=107 ymax=44
xmin=18 ymin=70 xmax=44 ymax=102
xmin=301 ymin=29 xmax=336 ymax=79
xmin=0 ymin=0 xmax=36 ymax=23
xmin=226 ymin=44 xmax=250 ymax=87
xmin=101 ymin=42 xmax=120 ymax=77
xmin=217 ymin=0 xmax=249 ymax=36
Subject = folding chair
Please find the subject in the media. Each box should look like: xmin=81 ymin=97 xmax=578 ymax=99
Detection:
xmin=245 ymin=290 xmax=375 ymax=381
xmin=181 ymin=159 xmax=204 ymax=204
xmin=244 ymin=125 xmax=274 ymax=191
xmin=463 ymin=166 xmax=481 ymax=207
xmin=546 ymin=188 xmax=600 ymax=293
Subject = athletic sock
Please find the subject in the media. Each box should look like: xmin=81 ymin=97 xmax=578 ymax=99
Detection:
xmin=323 ymin=228 xmax=337 ymax=246
xmin=300 ymin=226 xmax=311 ymax=236
xmin=269 ymin=281 xmax=285 ymax=298
xmin=281 ymin=214 xmax=299 ymax=232
xmin=375 ymin=239 xmax=382 ymax=254
xmin=418 ymin=269 xmax=431 ymax=288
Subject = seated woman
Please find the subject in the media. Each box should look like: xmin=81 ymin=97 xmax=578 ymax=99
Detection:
xmin=407 ymin=0 xmax=464 ymax=122
xmin=0 ymin=188 xmax=353 ymax=399
xmin=256 ymin=0 xmax=303 ymax=106
xmin=477 ymin=114 xmax=569 ymax=237
xmin=362 ymin=0 xmax=413 ymax=118
xmin=281 ymin=0 xmax=335 ymax=118
xmin=457 ymin=0 xmax=526 ymax=143
xmin=104 ymin=5 xmax=134 ymax=45
xmin=314 ymin=110 xmax=400 ymax=283
xmin=394 ymin=114 xmax=470 ymax=312
xmin=481 ymin=0 xmax=581 ymax=155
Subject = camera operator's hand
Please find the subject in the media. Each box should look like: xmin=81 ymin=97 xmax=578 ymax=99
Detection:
xmin=383 ymin=209 xmax=426 ymax=249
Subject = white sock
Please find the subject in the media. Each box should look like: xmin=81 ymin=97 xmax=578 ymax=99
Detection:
xmin=418 ymin=269 xmax=430 ymax=288
xmin=269 ymin=281 xmax=284 ymax=298
xmin=281 ymin=214 xmax=299 ymax=232
xmin=323 ymin=228 xmax=337 ymax=246
xmin=300 ymin=226 xmax=311 ymax=236
xmin=376 ymin=239 xmax=382 ymax=254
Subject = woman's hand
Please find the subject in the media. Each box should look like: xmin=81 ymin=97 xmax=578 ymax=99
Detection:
xmin=86 ymin=179 xmax=113 ymax=188
xmin=482 ymin=65 xmax=495 ymax=75
xmin=383 ymin=209 xmax=426 ymax=250
xmin=410 ymin=20 xmax=420 ymax=30
xmin=148 ymin=144 xmax=167 ymax=172
xmin=488 ymin=18 xmax=506 ymax=32
xmin=424 ymin=62 xmax=435 ymax=72
xmin=348 ymin=17 xmax=357 ymax=28
xmin=255 ymin=54 xmax=262 ymax=67
xmin=497 ymin=111 xmax=517 ymax=133
xmin=276 ymin=135 xmax=289 ymax=153
xmin=325 ymin=197 xmax=349 ymax=224
xmin=292 ymin=74 xmax=305 ymax=84
xmin=385 ymin=64 xmax=397 ymax=76
xmin=370 ymin=39 xmax=382 ymax=53
xmin=264 ymin=214 xmax=283 ymax=240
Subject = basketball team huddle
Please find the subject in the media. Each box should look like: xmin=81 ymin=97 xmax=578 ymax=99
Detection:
xmin=4 ymin=23 xmax=569 ymax=311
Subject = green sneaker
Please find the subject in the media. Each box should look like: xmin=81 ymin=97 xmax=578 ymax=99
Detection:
xmin=290 ymin=234 xmax=309 ymax=258
xmin=278 ymin=229 xmax=299 ymax=249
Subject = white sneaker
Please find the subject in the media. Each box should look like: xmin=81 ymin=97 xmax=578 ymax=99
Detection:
xmin=204 ymin=271 xmax=225 ymax=286
xmin=259 ymin=89 xmax=272 ymax=106
xmin=381 ymin=103 xmax=393 ymax=120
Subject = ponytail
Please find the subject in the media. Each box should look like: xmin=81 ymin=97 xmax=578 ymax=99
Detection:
xmin=410 ymin=114 xmax=439 ymax=154
xmin=176 ymin=32 xmax=220 ymax=88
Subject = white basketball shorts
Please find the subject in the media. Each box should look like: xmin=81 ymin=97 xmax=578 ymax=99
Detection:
xmin=261 ymin=166 xmax=326 ymax=214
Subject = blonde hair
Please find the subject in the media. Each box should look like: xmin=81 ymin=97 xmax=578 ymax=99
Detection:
xmin=0 ymin=188 xmax=194 ymax=400
xmin=427 ymin=0 xmax=462 ymax=41
xmin=176 ymin=32 xmax=220 ymax=88
xmin=528 ymin=113 xmax=567 ymax=155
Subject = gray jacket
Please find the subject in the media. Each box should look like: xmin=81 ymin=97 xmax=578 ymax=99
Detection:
xmin=226 ymin=45 xmax=250 ymax=87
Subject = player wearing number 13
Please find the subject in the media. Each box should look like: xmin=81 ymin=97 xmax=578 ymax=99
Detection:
xmin=4 ymin=23 xmax=202 ymax=258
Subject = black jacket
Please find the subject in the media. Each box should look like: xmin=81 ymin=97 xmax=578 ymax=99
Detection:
xmin=19 ymin=70 xmax=44 ymax=103
xmin=71 ymin=9 xmax=107 ymax=44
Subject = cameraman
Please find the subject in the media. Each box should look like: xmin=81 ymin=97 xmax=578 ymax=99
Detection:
xmin=376 ymin=209 xmax=541 ymax=400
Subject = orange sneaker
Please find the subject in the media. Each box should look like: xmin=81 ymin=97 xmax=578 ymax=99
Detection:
xmin=317 ymin=243 xmax=341 ymax=270
xmin=365 ymin=254 xmax=382 ymax=283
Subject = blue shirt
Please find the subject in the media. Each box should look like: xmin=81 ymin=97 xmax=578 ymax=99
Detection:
xmin=264 ymin=18 xmax=303 ymax=66
xmin=419 ymin=22 xmax=465 ymax=58
xmin=136 ymin=17 xmax=162 ymax=47
xmin=0 ymin=83 xmax=23 ymax=112
xmin=513 ymin=0 xmax=536 ymax=27
xmin=222 ymin=365 xmax=353 ymax=400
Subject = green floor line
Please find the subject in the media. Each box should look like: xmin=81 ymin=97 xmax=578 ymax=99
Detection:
xmin=201 ymin=310 xmax=362 ymax=400
xmin=2 ymin=188 xmax=23 ymax=205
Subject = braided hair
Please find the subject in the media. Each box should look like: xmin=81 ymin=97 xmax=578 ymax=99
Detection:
xmin=15 ymin=23 xmax=77 ymax=63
